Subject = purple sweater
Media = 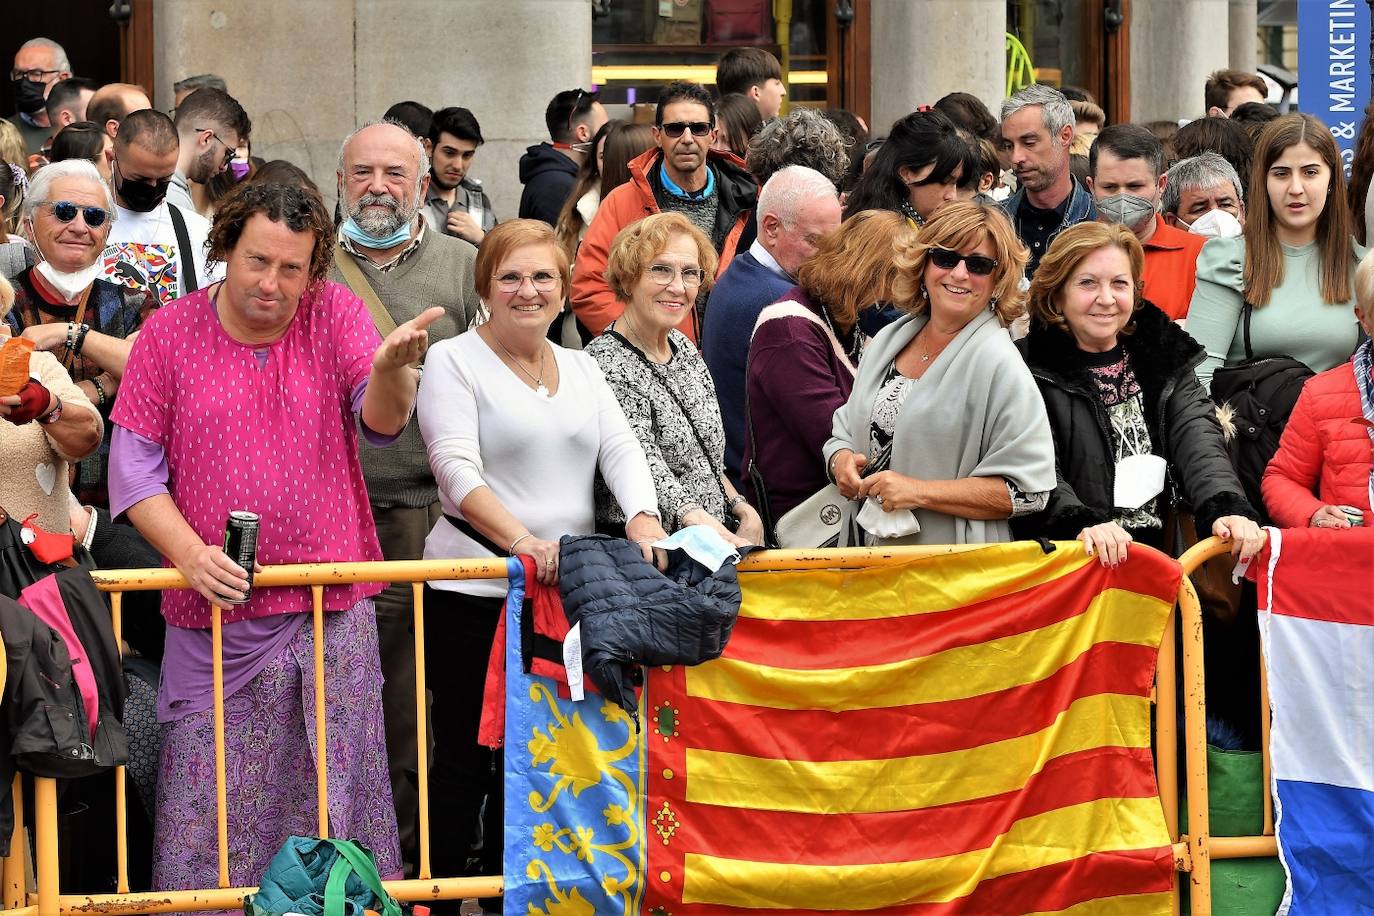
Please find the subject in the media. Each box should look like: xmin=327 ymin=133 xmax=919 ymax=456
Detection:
xmin=742 ymin=288 xmax=857 ymax=518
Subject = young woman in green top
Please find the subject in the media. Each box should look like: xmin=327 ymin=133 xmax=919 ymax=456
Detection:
xmin=1187 ymin=113 xmax=1365 ymax=391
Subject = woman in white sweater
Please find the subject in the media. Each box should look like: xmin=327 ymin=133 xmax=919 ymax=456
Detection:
xmin=415 ymin=219 xmax=666 ymax=891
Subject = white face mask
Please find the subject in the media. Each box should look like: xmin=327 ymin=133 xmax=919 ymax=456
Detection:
xmin=34 ymin=259 xmax=104 ymax=302
xmin=26 ymin=216 xmax=105 ymax=302
xmin=1186 ymin=208 xmax=1244 ymax=239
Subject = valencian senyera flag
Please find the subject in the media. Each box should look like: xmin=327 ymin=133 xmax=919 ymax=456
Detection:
xmin=1255 ymin=527 xmax=1374 ymax=914
xmin=502 ymin=541 xmax=1180 ymax=915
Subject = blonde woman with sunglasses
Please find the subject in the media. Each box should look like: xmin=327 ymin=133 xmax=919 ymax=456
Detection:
xmin=824 ymin=201 xmax=1056 ymax=545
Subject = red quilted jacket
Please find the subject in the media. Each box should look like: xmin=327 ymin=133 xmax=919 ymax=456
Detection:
xmin=1262 ymin=362 xmax=1374 ymax=527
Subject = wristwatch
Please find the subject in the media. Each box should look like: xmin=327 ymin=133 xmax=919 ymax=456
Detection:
xmin=39 ymin=395 xmax=62 ymax=425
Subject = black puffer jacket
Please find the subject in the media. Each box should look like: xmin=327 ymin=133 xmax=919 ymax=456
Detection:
xmin=0 ymin=568 xmax=127 ymax=854
xmin=1013 ymin=301 xmax=1256 ymax=542
xmin=558 ymin=535 xmax=745 ymax=723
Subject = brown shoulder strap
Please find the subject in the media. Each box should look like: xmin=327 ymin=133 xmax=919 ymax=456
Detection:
xmin=333 ymin=242 xmax=399 ymax=337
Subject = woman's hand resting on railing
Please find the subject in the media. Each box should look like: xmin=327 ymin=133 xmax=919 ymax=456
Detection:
xmin=1212 ymin=515 xmax=1265 ymax=560
xmin=1078 ymin=521 xmax=1132 ymax=568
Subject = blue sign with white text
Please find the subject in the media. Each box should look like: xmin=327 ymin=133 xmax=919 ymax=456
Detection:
xmin=1298 ymin=0 xmax=1371 ymax=175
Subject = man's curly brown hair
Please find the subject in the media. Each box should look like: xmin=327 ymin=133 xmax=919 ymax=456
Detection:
xmin=207 ymin=182 xmax=335 ymax=286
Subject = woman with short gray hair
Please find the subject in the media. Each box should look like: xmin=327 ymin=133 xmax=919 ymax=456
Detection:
xmin=7 ymin=159 xmax=155 ymax=503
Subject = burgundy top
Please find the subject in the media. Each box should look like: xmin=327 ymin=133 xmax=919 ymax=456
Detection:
xmin=742 ymin=287 xmax=858 ymax=518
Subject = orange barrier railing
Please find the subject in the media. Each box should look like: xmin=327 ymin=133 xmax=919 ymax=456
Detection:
xmin=1176 ymin=538 xmax=1280 ymax=887
xmin=0 ymin=541 xmax=1236 ymax=915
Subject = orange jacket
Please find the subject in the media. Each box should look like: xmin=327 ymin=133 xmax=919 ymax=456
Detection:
xmin=1141 ymin=215 xmax=1207 ymax=320
xmin=571 ymin=147 xmax=757 ymax=342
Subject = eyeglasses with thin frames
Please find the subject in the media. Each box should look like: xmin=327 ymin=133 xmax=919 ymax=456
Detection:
xmin=645 ymin=264 xmax=706 ymax=286
xmin=37 ymin=201 xmax=111 ymax=228
xmin=493 ymin=270 xmax=561 ymax=293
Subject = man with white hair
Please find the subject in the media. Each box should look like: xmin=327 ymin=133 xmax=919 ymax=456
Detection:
xmin=8 ymin=37 xmax=73 ymax=154
xmin=328 ymin=119 xmax=483 ymax=873
xmin=1162 ymin=152 xmax=1246 ymax=234
xmin=702 ymin=164 xmax=841 ymax=488
xmin=999 ymin=84 xmax=1098 ymax=275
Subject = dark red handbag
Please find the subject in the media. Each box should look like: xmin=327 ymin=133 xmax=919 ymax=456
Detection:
xmin=706 ymin=0 xmax=772 ymax=43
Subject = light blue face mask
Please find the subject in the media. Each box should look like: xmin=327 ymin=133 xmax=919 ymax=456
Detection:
xmin=340 ymin=215 xmax=412 ymax=249
xmin=651 ymin=524 xmax=741 ymax=573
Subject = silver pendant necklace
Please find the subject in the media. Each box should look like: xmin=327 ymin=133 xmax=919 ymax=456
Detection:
xmin=491 ymin=332 xmax=549 ymax=397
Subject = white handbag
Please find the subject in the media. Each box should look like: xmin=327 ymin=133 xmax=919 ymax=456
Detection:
xmin=773 ymin=484 xmax=855 ymax=548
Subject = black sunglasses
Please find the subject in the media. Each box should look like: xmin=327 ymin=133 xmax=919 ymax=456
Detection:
xmin=929 ymin=247 xmax=998 ymax=276
xmin=566 ymin=88 xmax=587 ymax=135
xmin=197 ymin=126 xmax=236 ymax=167
xmin=660 ymin=121 xmax=713 ymax=138
xmin=39 ymin=201 xmax=110 ymax=228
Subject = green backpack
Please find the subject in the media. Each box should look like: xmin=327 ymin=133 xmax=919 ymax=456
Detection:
xmin=244 ymin=836 xmax=403 ymax=916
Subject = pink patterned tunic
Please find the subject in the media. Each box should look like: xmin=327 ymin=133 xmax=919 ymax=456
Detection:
xmin=111 ymin=280 xmax=386 ymax=627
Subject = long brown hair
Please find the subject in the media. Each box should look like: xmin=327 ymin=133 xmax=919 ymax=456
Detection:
xmin=600 ymin=121 xmax=655 ymax=198
xmin=1245 ymin=114 xmax=1354 ymax=307
xmin=554 ymin=119 xmax=615 ymax=261
xmin=553 ymin=120 xmax=655 ymax=261
xmin=797 ymin=210 xmax=915 ymax=332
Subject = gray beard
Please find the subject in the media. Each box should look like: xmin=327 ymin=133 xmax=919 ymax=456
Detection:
xmin=350 ymin=199 xmax=418 ymax=237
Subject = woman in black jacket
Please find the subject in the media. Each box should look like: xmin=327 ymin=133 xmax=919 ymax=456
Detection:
xmin=1012 ymin=221 xmax=1264 ymax=566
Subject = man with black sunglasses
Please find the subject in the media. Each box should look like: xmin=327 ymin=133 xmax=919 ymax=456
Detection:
xmin=572 ymin=80 xmax=758 ymax=341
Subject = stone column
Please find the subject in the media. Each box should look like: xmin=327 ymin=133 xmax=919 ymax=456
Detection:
xmin=868 ymin=0 xmax=1006 ymax=135
xmin=354 ymin=0 xmax=591 ymax=219
xmin=1130 ymin=0 xmax=1231 ymax=121
xmin=155 ymin=0 xmax=356 ymax=208
xmin=1229 ymin=0 xmax=1259 ymax=72
xmin=155 ymin=0 xmax=592 ymax=216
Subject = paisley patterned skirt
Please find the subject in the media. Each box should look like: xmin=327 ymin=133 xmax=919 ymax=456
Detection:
xmin=151 ymin=599 xmax=401 ymax=894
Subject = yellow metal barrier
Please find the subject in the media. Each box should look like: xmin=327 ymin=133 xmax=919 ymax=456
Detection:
xmin=0 ymin=542 xmax=1223 ymax=915
xmin=1176 ymin=537 xmax=1281 ymax=897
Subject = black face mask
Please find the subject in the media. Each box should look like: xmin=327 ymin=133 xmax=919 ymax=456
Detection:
xmin=11 ymin=78 xmax=46 ymax=116
xmin=113 ymin=162 xmax=170 ymax=212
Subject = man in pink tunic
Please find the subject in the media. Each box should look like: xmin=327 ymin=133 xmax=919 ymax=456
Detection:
xmin=109 ymin=180 xmax=441 ymax=891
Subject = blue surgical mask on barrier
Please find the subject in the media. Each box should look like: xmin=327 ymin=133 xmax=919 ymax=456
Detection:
xmin=340 ymin=216 xmax=411 ymax=249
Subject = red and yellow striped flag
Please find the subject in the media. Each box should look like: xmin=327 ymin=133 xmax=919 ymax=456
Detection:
xmin=643 ymin=542 xmax=1179 ymax=914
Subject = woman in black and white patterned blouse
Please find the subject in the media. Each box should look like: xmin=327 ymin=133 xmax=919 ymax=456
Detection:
xmin=586 ymin=212 xmax=764 ymax=547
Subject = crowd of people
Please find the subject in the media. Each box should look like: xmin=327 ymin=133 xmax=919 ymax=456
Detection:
xmin=3 ymin=34 xmax=1373 ymax=912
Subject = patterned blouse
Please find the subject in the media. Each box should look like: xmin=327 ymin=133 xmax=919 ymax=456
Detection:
xmin=867 ymin=362 xmax=1048 ymax=517
xmin=1085 ymin=346 xmax=1162 ymax=531
xmin=586 ymin=327 xmax=730 ymax=530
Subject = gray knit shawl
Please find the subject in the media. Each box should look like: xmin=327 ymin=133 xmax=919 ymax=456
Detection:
xmin=823 ymin=309 xmax=1056 ymax=545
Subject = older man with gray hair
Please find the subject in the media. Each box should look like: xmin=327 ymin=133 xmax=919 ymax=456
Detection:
xmin=9 ymin=37 xmax=73 ymax=154
xmin=329 ymin=119 xmax=483 ymax=874
xmin=1162 ymin=151 xmax=1246 ymax=235
xmin=999 ymin=84 xmax=1098 ymax=275
xmin=703 ymin=164 xmax=842 ymax=488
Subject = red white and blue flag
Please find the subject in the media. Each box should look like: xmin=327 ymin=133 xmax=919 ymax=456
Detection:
xmin=1256 ymin=526 xmax=1374 ymax=914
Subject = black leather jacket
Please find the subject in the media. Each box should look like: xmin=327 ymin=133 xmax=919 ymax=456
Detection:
xmin=1012 ymin=301 xmax=1255 ymax=543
